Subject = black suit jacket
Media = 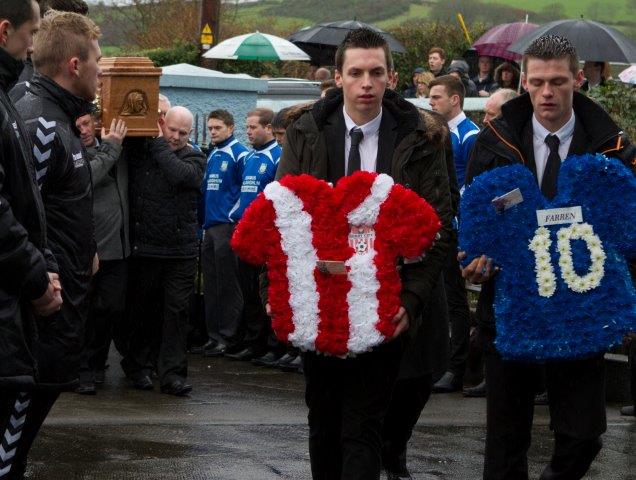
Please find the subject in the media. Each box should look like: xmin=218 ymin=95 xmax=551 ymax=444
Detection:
xmin=324 ymin=107 xmax=398 ymax=184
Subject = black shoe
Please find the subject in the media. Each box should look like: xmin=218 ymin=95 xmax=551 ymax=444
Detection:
xmin=280 ymin=354 xmax=303 ymax=373
xmin=94 ymin=369 xmax=106 ymax=385
xmin=190 ymin=339 xmax=214 ymax=355
xmin=204 ymin=342 xmax=227 ymax=357
xmin=432 ymin=371 xmax=462 ymax=393
xmin=225 ymin=347 xmax=257 ymax=361
xmin=161 ymin=379 xmax=192 ymax=396
xmin=131 ymin=373 xmax=153 ymax=391
xmin=275 ymin=353 xmax=297 ymax=369
xmin=252 ymin=351 xmax=280 ymax=367
xmin=75 ymin=381 xmax=96 ymax=395
xmin=620 ymin=405 xmax=634 ymax=416
xmin=463 ymin=380 xmax=486 ymax=398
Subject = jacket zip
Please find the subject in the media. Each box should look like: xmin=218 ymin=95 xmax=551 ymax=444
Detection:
xmin=485 ymin=122 xmax=526 ymax=165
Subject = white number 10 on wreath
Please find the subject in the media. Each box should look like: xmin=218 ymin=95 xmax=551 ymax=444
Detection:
xmin=528 ymin=223 xmax=606 ymax=298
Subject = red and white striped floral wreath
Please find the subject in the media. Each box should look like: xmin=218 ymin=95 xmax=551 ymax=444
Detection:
xmin=231 ymin=171 xmax=440 ymax=357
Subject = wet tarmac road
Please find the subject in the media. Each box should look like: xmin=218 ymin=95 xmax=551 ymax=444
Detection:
xmin=27 ymin=354 xmax=635 ymax=479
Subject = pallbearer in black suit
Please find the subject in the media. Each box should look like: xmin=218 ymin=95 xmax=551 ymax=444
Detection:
xmin=464 ymin=35 xmax=636 ymax=480
xmin=274 ymin=28 xmax=454 ymax=480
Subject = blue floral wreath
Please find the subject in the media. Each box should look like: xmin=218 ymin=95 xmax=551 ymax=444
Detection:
xmin=459 ymin=153 xmax=636 ymax=361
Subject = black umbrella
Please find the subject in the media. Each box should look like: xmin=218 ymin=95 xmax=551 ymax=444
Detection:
xmin=289 ymin=20 xmax=406 ymax=66
xmin=509 ymin=19 xmax=636 ymax=63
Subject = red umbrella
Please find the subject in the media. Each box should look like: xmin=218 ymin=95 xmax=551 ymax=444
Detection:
xmin=473 ymin=22 xmax=538 ymax=61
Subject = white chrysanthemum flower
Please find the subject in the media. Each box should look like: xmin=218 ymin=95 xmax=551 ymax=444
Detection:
xmin=555 ymin=222 xmax=605 ymax=294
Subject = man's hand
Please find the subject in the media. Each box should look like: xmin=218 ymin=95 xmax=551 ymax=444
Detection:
xmin=48 ymin=272 xmax=61 ymax=292
xmin=265 ymin=303 xmax=272 ymax=317
xmin=92 ymin=253 xmax=99 ymax=276
xmin=101 ymin=118 xmax=128 ymax=145
xmin=459 ymin=252 xmax=498 ymax=284
xmin=391 ymin=306 xmax=409 ymax=339
xmin=478 ymin=90 xmax=490 ymax=97
xmin=31 ymin=273 xmax=63 ymax=316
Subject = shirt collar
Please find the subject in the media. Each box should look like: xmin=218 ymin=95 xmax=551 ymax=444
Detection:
xmin=532 ymin=110 xmax=575 ymax=143
xmin=447 ymin=111 xmax=467 ymax=131
xmin=253 ymin=138 xmax=278 ymax=152
xmin=214 ymin=135 xmax=236 ymax=149
xmin=343 ymin=106 xmax=382 ymax=138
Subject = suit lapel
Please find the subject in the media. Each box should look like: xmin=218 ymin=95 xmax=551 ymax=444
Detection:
xmin=324 ymin=108 xmax=345 ymax=184
xmin=376 ymin=108 xmax=398 ymax=174
xmin=567 ymin=118 xmax=590 ymax=156
xmin=521 ymin=119 xmax=538 ymax=182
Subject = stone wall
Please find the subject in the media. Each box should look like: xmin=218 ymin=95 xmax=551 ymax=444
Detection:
xmin=160 ymin=87 xmax=258 ymax=146
xmin=159 ymin=65 xmax=268 ymax=148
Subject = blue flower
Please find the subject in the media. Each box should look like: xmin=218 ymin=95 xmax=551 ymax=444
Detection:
xmin=459 ymin=153 xmax=636 ymax=361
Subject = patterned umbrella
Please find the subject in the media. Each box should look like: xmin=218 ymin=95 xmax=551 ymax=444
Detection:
xmin=203 ymin=32 xmax=311 ymax=61
xmin=619 ymin=65 xmax=636 ymax=84
xmin=473 ymin=22 xmax=539 ymax=61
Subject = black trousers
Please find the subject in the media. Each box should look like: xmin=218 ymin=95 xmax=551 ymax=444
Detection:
xmin=381 ymin=374 xmax=432 ymax=475
xmin=202 ymin=224 xmax=242 ymax=346
xmin=630 ymin=339 xmax=636 ymax=404
xmin=483 ymin=334 xmax=606 ymax=480
xmin=304 ymin=340 xmax=403 ymax=480
xmin=238 ymin=260 xmax=269 ymax=351
xmin=0 ymin=391 xmax=58 ymax=479
xmin=123 ymin=257 xmax=195 ymax=385
xmin=443 ymin=245 xmax=470 ymax=378
xmin=79 ymin=259 xmax=128 ymax=381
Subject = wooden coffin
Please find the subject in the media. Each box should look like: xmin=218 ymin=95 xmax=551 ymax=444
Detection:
xmin=96 ymin=57 xmax=162 ymax=137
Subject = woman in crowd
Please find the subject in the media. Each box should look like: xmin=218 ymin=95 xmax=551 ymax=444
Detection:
xmin=415 ymin=71 xmax=435 ymax=98
xmin=489 ymin=61 xmax=520 ymax=93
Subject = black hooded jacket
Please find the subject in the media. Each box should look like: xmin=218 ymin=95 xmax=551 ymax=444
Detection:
xmin=0 ymin=48 xmax=52 ymax=390
xmin=15 ymin=73 xmax=95 ymax=388
xmin=16 ymin=74 xmax=95 ymax=278
xmin=466 ymin=91 xmax=636 ymax=335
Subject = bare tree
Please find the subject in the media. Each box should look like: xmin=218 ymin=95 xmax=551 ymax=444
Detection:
xmin=106 ymin=0 xmax=200 ymax=49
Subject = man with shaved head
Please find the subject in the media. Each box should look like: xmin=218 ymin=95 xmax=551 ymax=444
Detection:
xmin=122 ymin=105 xmax=206 ymax=396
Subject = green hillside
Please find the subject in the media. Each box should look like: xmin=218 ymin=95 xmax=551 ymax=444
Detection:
xmin=231 ymin=0 xmax=634 ymax=36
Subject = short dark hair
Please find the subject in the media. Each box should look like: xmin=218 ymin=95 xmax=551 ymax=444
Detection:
xmin=0 ymin=0 xmax=37 ymax=28
xmin=39 ymin=0 xmax=89 ymax=15
xmin=522 ymin=35 xmax=579 ymax=76
xmin=208 ymin=109 xmax=234 ymax=127
xmin=272 ymin=108 xmax=289 ymax=130
xmin=428 ymin=47 xmax=446 ymax=60
xmin=429 ymin=74 xmax=466 ymax=108
xmin=247 ymin=107 xmax=274 ymax=127
xmin=335 ymin=27 xmax=393 ymax=72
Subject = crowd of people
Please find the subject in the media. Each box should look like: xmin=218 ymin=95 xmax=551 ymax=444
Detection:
xmin=399 ymin=45 xmax=615 ymax=102
xmin=0 ymin=0 xmax=635 ymax=479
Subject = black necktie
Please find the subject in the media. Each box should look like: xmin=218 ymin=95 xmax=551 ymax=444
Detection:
xmin=346 ymin=127 xmax=364 ymax=176
xmin=541 ymin=134 xmax=561 ymax=199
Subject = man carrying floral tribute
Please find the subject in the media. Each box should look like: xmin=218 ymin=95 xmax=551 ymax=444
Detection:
xmin=463 ymin=35 xmax=635 ymax=480
xmin=273 ymin=28 xmax=454 ymax=480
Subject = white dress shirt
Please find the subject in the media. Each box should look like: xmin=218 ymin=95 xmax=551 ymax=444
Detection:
xmin=343 ymin=106 xmax=382 ymax=173
xmin=532 ymin=110 xmax=575 ymax=186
